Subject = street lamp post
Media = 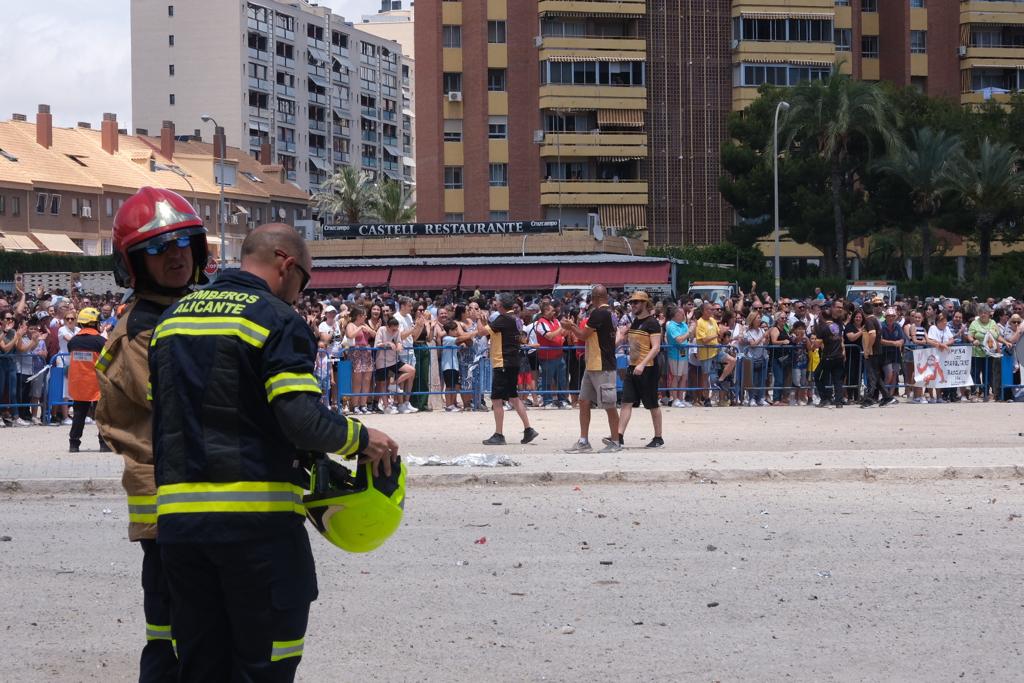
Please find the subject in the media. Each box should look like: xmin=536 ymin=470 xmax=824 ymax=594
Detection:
xmin=773 ymin=100 xmax=790 ymax=305
xmin=150 ymin=160 xmax=198 ymax=209
xmin=201 ymin=114 xmax=225 ymax=270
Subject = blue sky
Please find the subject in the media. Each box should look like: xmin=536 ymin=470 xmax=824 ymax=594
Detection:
xmin=0 ymin=0 xmax=382 ymax=130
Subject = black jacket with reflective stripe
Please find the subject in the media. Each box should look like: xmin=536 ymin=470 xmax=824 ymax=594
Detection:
xmin=150 ymin=270 xmax=347 ymax=543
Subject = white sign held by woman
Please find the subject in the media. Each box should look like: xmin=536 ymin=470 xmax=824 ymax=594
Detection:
xmin=913 ymin=345 xmax=972 ymax=388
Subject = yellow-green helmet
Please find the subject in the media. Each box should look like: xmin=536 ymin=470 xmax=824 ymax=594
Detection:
xmin=304 ymin=456 xmax=406 ymax=553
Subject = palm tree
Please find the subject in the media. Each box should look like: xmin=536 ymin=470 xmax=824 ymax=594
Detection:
xmin=311 ymin=166 xmax=376 ymax=223
xmin=373 ymin=179 xmax=416 ymax=223
xmin=782 ymin=72 xmax=899 ymax=276
xmin=873 ymin=127 xmax=961 ymax=279
xmin=945 ymin=137 xmax=1024 ymax=280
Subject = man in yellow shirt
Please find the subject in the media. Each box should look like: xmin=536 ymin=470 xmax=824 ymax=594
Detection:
xmin=694 ymin=304 xmax=720 ymax=404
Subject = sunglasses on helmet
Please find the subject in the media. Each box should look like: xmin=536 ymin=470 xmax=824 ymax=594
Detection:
xmin=144 ymin=236 xmax=192 ymax=256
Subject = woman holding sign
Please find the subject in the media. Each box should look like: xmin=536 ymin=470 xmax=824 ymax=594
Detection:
xmin=927 ymin=312 xmax=956 ymax=402
xmin=965 ymin=305 xmax=1008 ymax=402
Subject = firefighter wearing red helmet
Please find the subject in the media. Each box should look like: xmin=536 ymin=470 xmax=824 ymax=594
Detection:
xmin=95 ymin=186 xmax=208 ymax=682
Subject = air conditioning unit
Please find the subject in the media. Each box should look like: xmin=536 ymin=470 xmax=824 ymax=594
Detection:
xmin=81 ymin=206 xmax=92 ymax=218
xmin=730 ymin=39 xmax=739 ymax=50
xmin=534 ymin=36 xmax=543 ymax=48
xmin=447 ymin=91 xmax=463 ymax=103
xmin=957 ymin=45 xmax=967 ymax=57
xmin=533 ymin=130 xmax=545 ymax=143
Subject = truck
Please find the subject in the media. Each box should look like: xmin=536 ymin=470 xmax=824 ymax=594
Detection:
xmin=845 ymin=281 xmax=898 ymax=305
xmin=686 ymin=281 xmax=738 ymax=306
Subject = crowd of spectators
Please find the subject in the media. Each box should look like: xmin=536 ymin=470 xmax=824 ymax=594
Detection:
xmin=2 ymin=280 xmax=1021 ymax=428
xmin=295 ymin=282 xmax=1024 ymax=415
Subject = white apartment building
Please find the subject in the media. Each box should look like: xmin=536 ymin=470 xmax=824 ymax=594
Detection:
xmin=131 ymin=0 xmax=413 ymax=193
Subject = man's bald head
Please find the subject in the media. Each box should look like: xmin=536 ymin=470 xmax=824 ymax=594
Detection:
xmin=241 ymin=223 xmax=309 ymax=268
xmin=591 ymin=285 xmax=608 ymax=304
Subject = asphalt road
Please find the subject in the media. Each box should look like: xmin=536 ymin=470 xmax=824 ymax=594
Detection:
xmin=2 ymin=480 xmax=1023 ymax=681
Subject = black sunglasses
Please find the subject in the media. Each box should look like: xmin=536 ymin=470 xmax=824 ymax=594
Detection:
xmin=275 ymin=250 xmax=310 ymax=291
xmin=144 ymin=236 xmax=192 ymax=256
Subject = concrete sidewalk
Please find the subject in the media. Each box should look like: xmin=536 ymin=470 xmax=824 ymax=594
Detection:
xmin=2 ymin=402 xmax=1022 ymax=492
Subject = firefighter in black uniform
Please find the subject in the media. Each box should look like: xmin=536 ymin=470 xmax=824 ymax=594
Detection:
xmin=149 ymin=223 xmax=399 ymax=682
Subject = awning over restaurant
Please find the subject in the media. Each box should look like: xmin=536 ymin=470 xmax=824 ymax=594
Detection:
xmin=459 ymin=265 xmax=559 ymax=290
xmin=389 ymin=266 xmax=461 ymax=290
xmin=596 ymin=109 xmax=644 ymax=127
xmin=557 ymin=262 xmax=670 ymax=287
xmin=309 ymin=267 xmax=390 ymax=289
xmin=31 ymin=232 xmax=84 ymax=253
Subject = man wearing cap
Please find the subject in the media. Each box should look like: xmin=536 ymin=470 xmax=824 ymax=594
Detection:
xmin=617 ymin=291 xmax=664 ymax=448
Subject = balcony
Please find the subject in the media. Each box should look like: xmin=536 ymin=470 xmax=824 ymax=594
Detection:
xmin=248 ymin=135 xmax=266 ymax=148
xmin=275 ymin=26 xmax=295 ymax=41
xmin=539 ymin=132 xmax=647 ymax=158
xmin=361 ymin=106 xmax=380 ymax=119
xmin=361 ymin=156 xmax=379 ymax=168
xmin=277 ymin=57 xmax=295 ymax=69
xmin=308 ymin=92 xmax=328 ymax=105
xmin=278 ymin=112 xmax=296 ymax=124
xmin=732 ymin=39 xmax=836 ymax=64
xmin=248 ymin=77 xmax=270 ymax=91
xmin=286 ymin=170 xmax=297 ymax=181
xmin=307 ymin=36 xmax=327 ymax=51
xmin=383 ymin=135 xmax=399 ymax=146
xmin=278 ymin=141 xmax=297 ymax=153
xmin=382 ymin=109 xmax=398 ymax=122
xmin=248 ymin=48 xmax=270 ymax=62
xmin=539 ymin=179 xmax=648 ymax=206
xmin=310 ymin=146 xmax=327 ymax=158
xmin=308 ymin=119 xmax=326 ymax=132
xmin=331 ymin=43 xmax=349 ymax=58
xmin=309 ymin=65 xmax=328 ymax=79
xmin=538 ymin=84 xmax=647 ymax=110
xmin=249 ymin=106 xmax=269 ymax=119
xmin=538 ymin=36 xmax=646 ymax=62
xmin=361 ymin=131 xmax=381 ymax=143
xmin=961 ymin=1 xmax=1024 ymax=26
xmin=247 ymin=18 xmax=270 ymax=33
xmin=383 ymin=161 xmax=400 ymax=172
xmin=538 ymin=0 xmax=646 ymax=17
xmin=333 ymin=151 xmax=351 ymax=164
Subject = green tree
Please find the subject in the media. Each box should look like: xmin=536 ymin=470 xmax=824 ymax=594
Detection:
xmin=944 ymin=137 xmax=1024 ymax=280
xmin=781 ymin=73 xmax=899 ymax=276
xmin=372 ymin=178 xmax=416 ymax=223
xmin=872 ymin=127 xmax=962 ymax=279
xmin=311 ymin=166 xmax=376 ymax=223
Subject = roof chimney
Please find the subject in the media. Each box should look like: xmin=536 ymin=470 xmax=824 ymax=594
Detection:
xmin=77 ymin=121 xmax=92 ymax=129
xmin=101 ymin=112 xmax=119 ymax=155
xmin=160 ymin=120 xmax=175 ymax=160
xmin=260 ymin=141 xmax=272 ymax=164
xmin=213 ymin=126 xmax=227 ymax=160
xmin=36 ymin=104 xmax=52 ymax=149
xmin=135 ymin=127 xmax=149 ymax=136
xmin=193 ymin=128 xmax=202 ymax=141
xmin=118 ymin=128 xmax=127 ymax=135
xmin=12 ymin=113 xmax=26 ymax=122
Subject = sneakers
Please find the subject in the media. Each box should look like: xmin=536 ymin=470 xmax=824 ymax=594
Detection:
xmin=818 ymin=402 xmax=833 ymax=409
xmin=84 ymin=417 xmax=95 ymax=425
xmin=444 ymin=405 xmax=462 ymax=412
xmin=880 ymin=397 xmax=899 ymax=407
xmin=68 ymin=444 xmax=80 ymax=453
xmin=599 ymin=437 xmax=623 ymax=453
xmin=859 ymin=400 xmax=876 ymax=409
xmin=644 ymin=436 xmax=665 ymax=449
xmin=62 ymin=417 xmax=73 ymax=426
xmin=387 ymin=406 xmax=399 ymax=415
xmin=521 ymin=427 xmax=539 ymax=445
xmin=747 ymin=398 xmax=757 ymax=407
xmin=31 ymin=417 xmax=42 ymax=425
xmin=566 ymin=439 xmax=593 ymax=453
xmin=397 ymin=403 xmax=417 ymax=414
xmin=482 ymin=433 xmax=506 ymax=446
xmin=756 ymin=400 xmax=768 ymax=407
xmin=14 ymin=418 xmax=31 ymax=427
xmin=671 ymin=399 xmax=687 ymax=408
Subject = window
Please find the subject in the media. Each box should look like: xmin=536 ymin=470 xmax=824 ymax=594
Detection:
xmin=169 ymin=34 xmax=175 ymax=46
xmin=444 ymin=213 xmax=464 ymax=221
xmin=736 ymin=18 xmax=832 ymax=42
xmin=488 ymin=21 xmax=506 ymax=44
xmin=861 ymin=35 xmax=879 ymax=58
xmin=488 ymin=68 xmax=507 ymax=91
xmin=169 ymin=64 xmax=175 ymax=76
xmin=0 ymin=196 xmax=4 ymax=215
xmin=910 ymin=0 xmax=925 ymax=7
xmin=169 ymin=93 xmax=176 ymax=105
xmin=861 ymin=0 xmax=877 ymax=11
xmin=488 ymin=115 xmax=508 ymax=139
xmin=910 ymin=30 xmax=927 ymax=54
xmin=444 ymin=166 xmax=463 ymax=189
xmin=11 ymin=196 xmax=19 ymax=217
xmin=443 ymin=119 xmax=463 ymax=142
xmin=50 ymin=194 xmax=61 ymax=215
xmin=489 ymin=163 xmax=508 ymax=187
xmin=168 ymin=5 xmax=174 ymax=16
xmin=740 ymin=64 xmax=830 ymax=86
xmin=489 ymin=211 xmax=509 ymax=221
xmin=443 ymin=25 xmax=462 ymax=48
xmin=835 ymin=28 xmax=852 ymax=52
xmin=35 ymin=193 xmax=48 ymax=214
xmin=106 ymin=197 xmax=113 ymax=217
xmin=443 ymin=72 xmax=462 ymax=95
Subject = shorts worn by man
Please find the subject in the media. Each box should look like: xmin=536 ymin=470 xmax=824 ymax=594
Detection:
xmin=149 ymin=224 xmax=398 ymax=682
xmin=617 ymin=291 xmax=664 ymax=449
xmin=561 ymin=284 xmax=620 ymax=453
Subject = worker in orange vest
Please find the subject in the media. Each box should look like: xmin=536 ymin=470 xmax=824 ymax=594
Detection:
xmin=67 ymin=307 xmax=109 ymax=453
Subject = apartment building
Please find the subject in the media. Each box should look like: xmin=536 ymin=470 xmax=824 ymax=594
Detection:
xmin=131 ymin=0 xmax=412 ymax=194
xmin=0 ymin=105 xmax=309 ymax=261
xmin=415 ymin=0 xmax=649 ymax=235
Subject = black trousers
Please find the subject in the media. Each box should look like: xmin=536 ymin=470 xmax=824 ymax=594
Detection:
xmin=68 ymin=400 xmax=107 ymax=449
xmin=140 ymin=539 xmax=177 ymax=683
xmin=160 ymin=525 xmax=318 ymax=683
xmin=862 ymin=355 xmax=892 ymax=404
xmin=816 ymin=356 xmax=846 ymax=406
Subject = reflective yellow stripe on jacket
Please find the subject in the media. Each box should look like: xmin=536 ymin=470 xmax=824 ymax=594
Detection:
xmin=95 ymin=347 xmax=114 ymax=374
xmin=264 ymin=372 xmax=321 ymax=402
xmin=151 ymin=316 xmax=270 ymax=349
xmin=332 ymin=418 xmax=364 ymax=458
xmin=271 ymin=637 xmax=305 ymax=662
xmin=156 ymin=481 xmax=306 ymax=517
xmin=146 ymin=623 xmax=172 ymax=642
xmin=127 ymin=495 xmax=158 ymax=524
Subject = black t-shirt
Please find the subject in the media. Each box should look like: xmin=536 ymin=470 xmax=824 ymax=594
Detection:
xmin=862 ymin=315 xmax=882 ymax=356
xmin=628 ymin=314 xmax=662 ymax=368
xmin=585 ymin=305 xmax=616 ymax=371
xmin=487 ymin=313 xmax=521 ymax=370
xmin=814 ymin=317 xmax=845 ymax=360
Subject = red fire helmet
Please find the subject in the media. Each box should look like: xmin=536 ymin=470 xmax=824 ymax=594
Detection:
xmin=112 ymin=186 xmax=208 ymax=288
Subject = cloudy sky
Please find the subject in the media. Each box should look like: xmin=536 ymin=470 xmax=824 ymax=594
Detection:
xmin=0 ymin=0 xmax=382 ymax=130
